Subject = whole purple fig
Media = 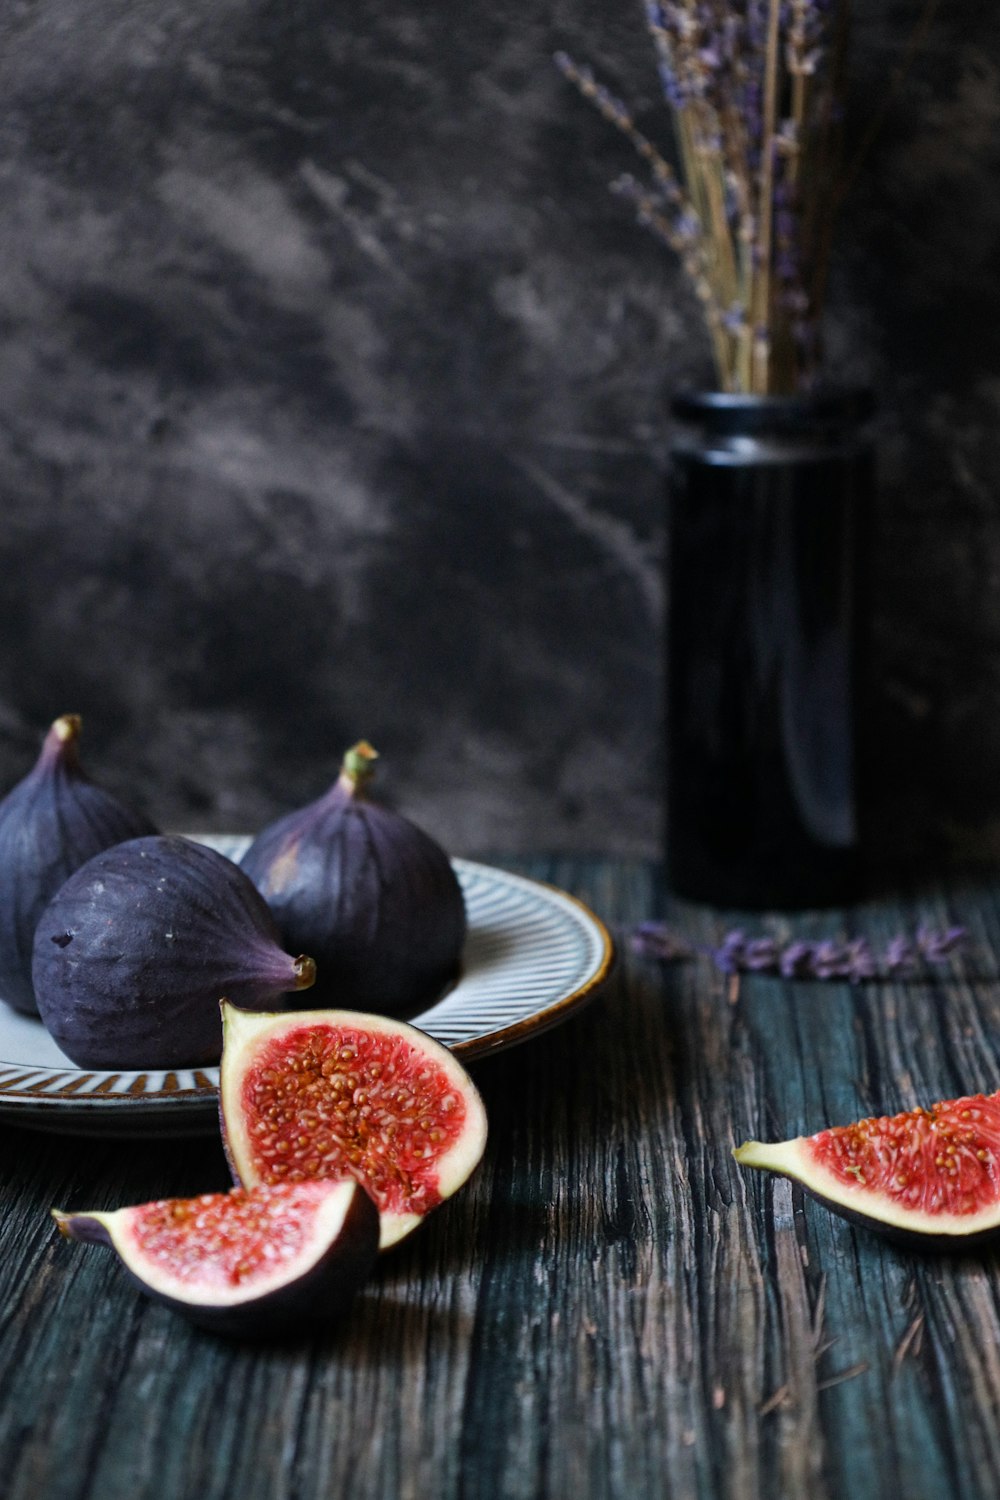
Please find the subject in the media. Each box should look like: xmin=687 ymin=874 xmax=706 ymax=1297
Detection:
xmin=0 ymin=715 xmax=158 ymax=1016
xmin=32 ymin=835 xmax=317 ymax=1069
xmin=240 ymin=742 xmax=466 ymax=1015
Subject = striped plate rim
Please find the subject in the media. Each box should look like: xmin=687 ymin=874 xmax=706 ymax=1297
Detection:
xmin=0 ymin=842 xmax=613 ymax=1130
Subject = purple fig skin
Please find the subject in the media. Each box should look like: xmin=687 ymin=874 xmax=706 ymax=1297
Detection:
xmin=53 ymin=1182 xmax=379 ymax=1338
xmin=797 ymin=1186 xmax=1000 ymax=1253
xmin=32 ymin=835 xmax=316 ymax=1069
xmin=241 ymin=745 xmax=466 ymax=1016
xmin=0 ymin=715 xmax=158 ymax=1016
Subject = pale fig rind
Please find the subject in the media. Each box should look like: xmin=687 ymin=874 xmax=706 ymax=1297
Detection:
xmin=53 ymin=1180 xmax=379 ymax=1338
xmin=240 ymin=743 xmax=466 ymax=1016
xmin=734 ymin=1132 xmax=1000 ymax=1250
xmin=32 ymin=835 xmax=316 ymax=1069
xmin=219 ymin=1000 xmax=489 ymax=1250
xmin=0 ymin=715 xmax=158 ymax=1016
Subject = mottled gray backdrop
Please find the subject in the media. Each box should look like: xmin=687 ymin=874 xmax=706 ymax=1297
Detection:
xmin=0 ymin=0 xmax=997 ymax=874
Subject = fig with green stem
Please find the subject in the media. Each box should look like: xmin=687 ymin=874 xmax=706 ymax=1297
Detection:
xmin=241 ymin=742 xmax=466 ymax=1016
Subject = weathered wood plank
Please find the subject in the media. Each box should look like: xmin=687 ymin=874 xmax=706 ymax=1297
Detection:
xmin=0 ymin=860 xmax=999 ymax=1500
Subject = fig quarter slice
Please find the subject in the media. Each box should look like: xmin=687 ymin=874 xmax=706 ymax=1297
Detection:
xmin=219 ymin=1001 xmax=489 ymax=1250
xmin=53 ymin=1179 xmax=378 ymax=1337
xmin=735 ymin=1089 xmax=1000 ymax=1248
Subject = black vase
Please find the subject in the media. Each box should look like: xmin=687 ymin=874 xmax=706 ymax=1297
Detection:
xmin=664 ymin=389 xmax=874 ymax=908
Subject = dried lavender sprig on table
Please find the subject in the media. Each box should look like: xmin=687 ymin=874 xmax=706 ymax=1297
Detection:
xmin=631 ymin=921 xmax=696 ymax=961
xmin=630 ymin=923 xmax=967 ymax=982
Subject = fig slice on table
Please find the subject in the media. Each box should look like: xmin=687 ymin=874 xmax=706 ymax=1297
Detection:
xmin=32 ymin=835 xmax=316 ymax=1069
xmin=0 ymin=714 xmax=158 ymax=1016
xmin=53 ymin=1179 xmax=378 ymax=1337
xmin=219 ymin=1001 xmax=489 ymax=1250
xmin=735 ymin=1089 xmax=1000 ymax=1248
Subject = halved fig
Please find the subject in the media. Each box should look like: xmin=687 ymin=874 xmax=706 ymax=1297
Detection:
xmin=735 ymin=1089 xmax=1000 ymax=1248
xmin=219 ymin=1001 xmax=489 ymax=1250
xmin=53 ymin=1179 xmax=378 ymax=1337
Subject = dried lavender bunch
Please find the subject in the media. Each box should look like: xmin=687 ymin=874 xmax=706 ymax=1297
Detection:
xmin=557 ymin=0 xmax=850 ymax=394
xmin=630 ymin=922 xmax=966 ymax=982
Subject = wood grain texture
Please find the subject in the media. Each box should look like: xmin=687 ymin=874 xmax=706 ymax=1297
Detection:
xmin=1 ymin=858 xmax=1000 ymax=1499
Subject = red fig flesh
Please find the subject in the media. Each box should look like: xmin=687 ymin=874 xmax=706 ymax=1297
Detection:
xmin=219 ymin=1001 xmax=488 ymax=1249
xmin=32 ymin=836 xmax=316 ymax=1069
xmin=53 ymin=1179 xmax=378 ymax=1337
xmin=0 ymin=715 xmax=157 ymax=1016
xmin=735 ymin=1089 xmax=1000 ymax=1247
xmin=240 ymin=743 xmax=466 ymax=1016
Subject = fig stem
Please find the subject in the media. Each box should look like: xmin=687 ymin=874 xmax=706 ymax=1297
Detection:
xmin=292 ymin=955 xmax=317 ymax=990
xmin=53 ymin=714 xmax=82 ymax=743
xmin=42 ymin=714 xmax=83 ymax=770
xmin=339 ymin=742 xmax=379 ymax=793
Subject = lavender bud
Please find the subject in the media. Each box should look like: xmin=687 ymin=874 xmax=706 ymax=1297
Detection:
xmin=713 ymin=929 xmax=748 ymax=974
xmin=779 ymin=941 xmax=816 ymax=978
xmin=883 ymin=935 xmax=918 ymax=976
xmin=630 ymin=922 xmax=694 ymax=961
xmin=743 ymin=938 xmax=779 ymax=972
xmin=845 ymin=939 xmax=877 ymax=983
xmin=915 ymin=925 xmax=966 ymax=962
xmin=811 ymin=940 xmax=851 ymax=979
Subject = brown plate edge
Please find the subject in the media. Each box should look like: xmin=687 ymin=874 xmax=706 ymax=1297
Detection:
xmin=451 ymin=882 xmax=616 ymax=1062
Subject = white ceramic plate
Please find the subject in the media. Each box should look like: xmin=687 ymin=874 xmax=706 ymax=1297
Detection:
xmin=0 ymin=837 xmax=614 ymax=1136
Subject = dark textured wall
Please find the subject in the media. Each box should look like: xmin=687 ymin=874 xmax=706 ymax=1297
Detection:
xmin=0 ymin=1 xmax=997 ymax=869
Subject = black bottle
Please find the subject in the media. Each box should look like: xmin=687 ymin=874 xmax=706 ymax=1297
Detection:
xmin=665 ymin=389 xmax=874 ymax=908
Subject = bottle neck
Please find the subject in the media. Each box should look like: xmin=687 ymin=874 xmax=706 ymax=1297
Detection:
xmin=670 ymin=389 xmax=875 ymax=461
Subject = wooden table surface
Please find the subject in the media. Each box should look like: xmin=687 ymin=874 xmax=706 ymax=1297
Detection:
xmin=2 ymin=856 xmax=999 ymax=1500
